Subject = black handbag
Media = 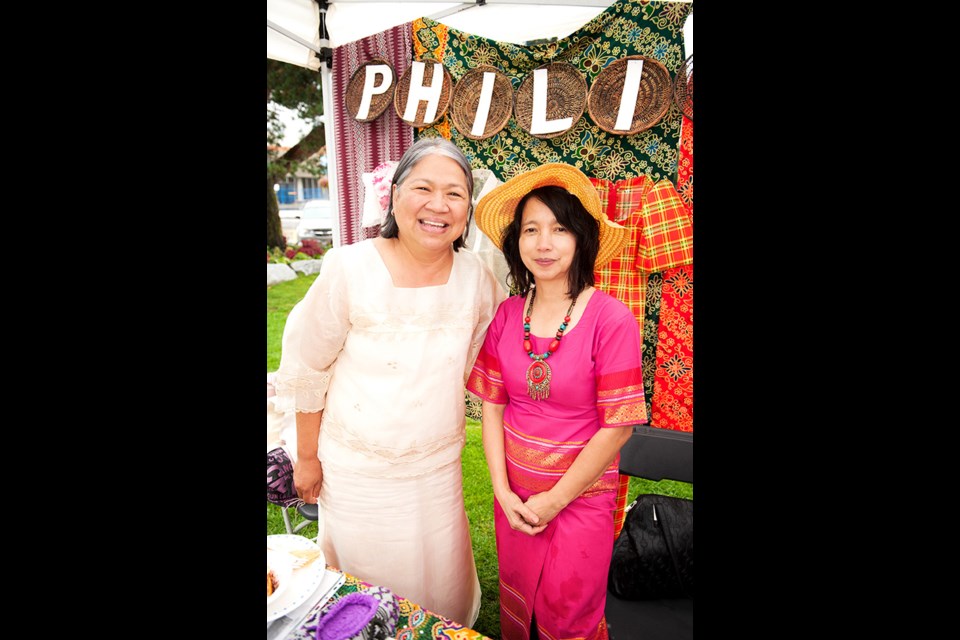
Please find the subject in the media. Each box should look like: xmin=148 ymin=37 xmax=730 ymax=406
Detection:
xmin=608 ymin=494 xmax=693 ymax=600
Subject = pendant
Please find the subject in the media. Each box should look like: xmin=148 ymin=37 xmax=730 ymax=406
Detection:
xmin=526 ymin=359 xmax=552 ymax=400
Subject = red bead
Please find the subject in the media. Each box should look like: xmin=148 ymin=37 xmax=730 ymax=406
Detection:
xmin=548 ymin=339 xmax=560 ymax=352
xmin=524 ymin=340 xmax=532 ymax=352
xmin=564 ymin=315 xmax=571 ymax=322
xmin=524 ymin=316 xmax=531 ymax=323
xmin=528 ymin=360 xmax=548 ymax=384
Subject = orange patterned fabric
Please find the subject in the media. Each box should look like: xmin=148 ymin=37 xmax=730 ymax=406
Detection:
xmin=411 ymin=19 xmax=454 ymax=140
xmin=595 ymin=368 xmax=647 ymax=426
xmin=499 ymin=577 xmax=531 ymax=640
xmin=412 ymin=18 xmax=449 ymax=64
xmin=592 ymin=176 xmax=653 ymax=335
xmin=500 ymin=421 xmax=622 ymax=499
xmin=649 ymin=114 xmax=694 ymax=432
xmin=592 ymin=176 xmax=694 ymax=341
xmin=651 ymin=264 xmax=694 ymax=431
xmin=638 ymin=180 xmax=694 ymax=272
xmin=466 ymin=347 xmax=509 ymax=405
xmin=612 ymin=474 xmax=631 ymax=539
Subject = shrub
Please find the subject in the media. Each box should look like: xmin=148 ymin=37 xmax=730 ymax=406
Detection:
xmin=267 ymin=240 xmax=330 ymax=264
xmin=299 ymin=238 xmax=326 ymax=258
xmin=267 ymin=247 xmax=290 ymax=264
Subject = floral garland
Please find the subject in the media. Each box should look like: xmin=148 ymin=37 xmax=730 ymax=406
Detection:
xmin=363 ymin=161 xmax=399 ymax=227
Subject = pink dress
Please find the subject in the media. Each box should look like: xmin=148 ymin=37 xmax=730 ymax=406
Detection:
xmin=467 ymin=290 xmax=647 ymax=640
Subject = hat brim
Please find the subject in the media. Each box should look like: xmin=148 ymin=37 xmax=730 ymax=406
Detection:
xmin=474 ymin=163 xmax=628 ymax=268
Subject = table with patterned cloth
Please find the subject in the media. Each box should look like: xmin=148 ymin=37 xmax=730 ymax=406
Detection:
xmin=283 ymin=571 xmax=491 ymax=640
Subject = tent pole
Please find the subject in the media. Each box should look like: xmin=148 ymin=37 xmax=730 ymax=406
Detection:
xmin=318 ymin=1 xmax=342 ymax=248
xmin=267 ymin=19 xmax=325 ymax=57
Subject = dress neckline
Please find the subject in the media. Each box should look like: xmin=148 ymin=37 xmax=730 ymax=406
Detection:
xmin=370 ymin=238 xmax=456 ymax=289
xmin=525 ymin=288 xmax=600 ymax=340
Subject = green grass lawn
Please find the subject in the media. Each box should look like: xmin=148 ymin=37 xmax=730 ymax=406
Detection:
xmin=267 ymin=273 xmax=692 ymax=639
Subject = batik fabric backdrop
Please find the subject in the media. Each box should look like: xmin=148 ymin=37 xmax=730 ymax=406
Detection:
xmin=410 ymin=0 xmax=694 ymax=421
xmin=412 ymin=0 xmax=691 ymax=184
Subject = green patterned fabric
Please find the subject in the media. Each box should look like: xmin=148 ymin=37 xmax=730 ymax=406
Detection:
xmin=642 ymin=271 xmax=663 ymax=420
xmin=287 ymin=573 xmax=490 ymax=640
xmin=413 ymin=0 xmax=692 ymax=184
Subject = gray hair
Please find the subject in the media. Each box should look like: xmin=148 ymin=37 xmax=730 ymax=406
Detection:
xmin=378 ymin=137 xmax=474 ymax=251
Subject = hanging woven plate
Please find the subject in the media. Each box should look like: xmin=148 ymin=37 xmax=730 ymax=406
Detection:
xmin=345 ymin=59 xmax=396 ymax=123
xmin=394 ymin=58 xmax=453 ymax=128
xmin=587 ymin=56 xmax=672 ymax=135
xmin=450 ymin=65 xmax=514 ymax=140
xmin=514 ymin=62 xmax=586 ymax=139
xmin=674 ymin=54 xmax=693 ymax=120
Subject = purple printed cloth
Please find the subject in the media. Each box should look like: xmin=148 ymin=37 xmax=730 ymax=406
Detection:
xmin=267 ymin=447 xmax=299 ymax=508
xmin=331 ymin=24 xmax=415 ymax=246
xmin=301 ymin=585 xmax=400 ymax=640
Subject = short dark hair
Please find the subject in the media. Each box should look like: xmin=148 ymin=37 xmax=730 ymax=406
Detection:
xmin=500 ymin=185 xmax=599 ymax=297
xmin=378 ymin=137 xmax=474 ymax=251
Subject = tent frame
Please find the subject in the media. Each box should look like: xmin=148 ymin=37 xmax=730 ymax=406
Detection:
xmin=267 ymin=0 xmax=688 ymax=247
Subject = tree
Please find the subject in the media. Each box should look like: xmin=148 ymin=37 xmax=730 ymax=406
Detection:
xmin=267 ymin=59 xmax=327 ymax=250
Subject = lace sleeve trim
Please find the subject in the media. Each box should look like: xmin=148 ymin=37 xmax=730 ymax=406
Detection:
xmin=272 ymin=371 xmax=332 ymax=414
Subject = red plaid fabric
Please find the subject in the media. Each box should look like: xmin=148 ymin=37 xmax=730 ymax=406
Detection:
xmin=638 ymin=180 xmax=694 ymax=272
xmin=592 ymin=176 xmax=652 ymax=332
xmin=592 ymin=176 xmax=693 ymax=336
xmin=613 ymin=474 xmax=631 ymax=539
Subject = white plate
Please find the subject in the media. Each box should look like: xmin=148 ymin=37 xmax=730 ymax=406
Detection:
xmin=267 ymin=549 xmax=294 ymax=607
xmin=266 ymin=534 xmax=327 ymax=622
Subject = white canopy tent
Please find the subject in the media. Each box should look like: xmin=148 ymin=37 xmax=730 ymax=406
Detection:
xmin=267 ymin=0 xmax=693 ymax=246
xmin=268 ymin=0 xmax=692 ymax=67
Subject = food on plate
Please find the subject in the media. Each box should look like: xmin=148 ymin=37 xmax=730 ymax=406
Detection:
xmin=267 ymin=568 xmax=277 ymax=597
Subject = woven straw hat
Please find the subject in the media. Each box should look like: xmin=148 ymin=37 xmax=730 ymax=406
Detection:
xmin=474 ymin=163 xmax=629 ymax=268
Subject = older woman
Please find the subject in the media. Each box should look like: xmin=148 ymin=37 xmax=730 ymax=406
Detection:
xmin=467 ymin=163 xmax=646 ymax=640
xmin=274 ymin=137 xmax=506 ymax=626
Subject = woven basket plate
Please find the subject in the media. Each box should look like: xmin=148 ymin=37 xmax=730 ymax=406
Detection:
xmin=674 ymin=54 xmax=693 ymax=120
xmin=394 ymin=59 xmax=453 ymax=128
xmin=514 ymin=62 xmax=586 ymax=139
xmin=587 ymin=56 xmax=672 ymax=135
xmin=451 ymin=65 xmax=514 ymax=140
xmin=345 ymin=59 xmax=396 ymax=123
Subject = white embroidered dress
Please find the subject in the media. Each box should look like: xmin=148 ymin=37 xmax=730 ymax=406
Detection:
xmin=274 ymin=239 xmax=504 ymax=626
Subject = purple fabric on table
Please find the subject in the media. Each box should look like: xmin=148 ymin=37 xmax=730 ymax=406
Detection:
xmin=307 ymin=587 xmax=400 ymax=640
xmin=266 ymin=447 xmax=299 ymax=508
xmin=314 ymin=593 xmax=378 ymax=640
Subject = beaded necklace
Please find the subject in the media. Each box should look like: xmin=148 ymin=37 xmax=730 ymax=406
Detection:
xmin=523 ymin=287 xmax=578 ymax=401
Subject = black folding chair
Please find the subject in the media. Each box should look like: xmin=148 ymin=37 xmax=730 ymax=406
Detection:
xmin=605 ymin=425 xmax=693 ymax=640
xmin=282 ymin=502 xmax=319 ymax=536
